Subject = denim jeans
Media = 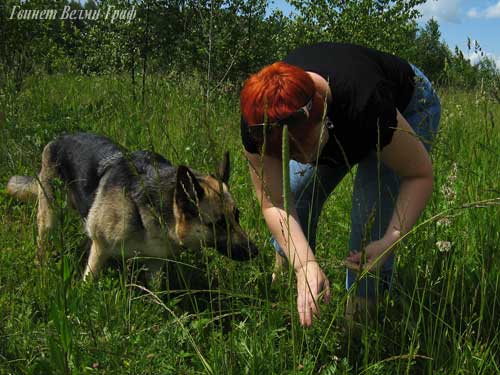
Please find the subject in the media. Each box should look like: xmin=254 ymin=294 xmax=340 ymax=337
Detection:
xmin=273 ymin=65 xmax=441 ymax=299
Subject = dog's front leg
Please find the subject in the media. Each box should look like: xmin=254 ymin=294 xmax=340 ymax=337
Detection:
xmin=143 ymin=259 xmax=164 ymax=291
xmin=83 ymin=240 xmax=108 ymax=281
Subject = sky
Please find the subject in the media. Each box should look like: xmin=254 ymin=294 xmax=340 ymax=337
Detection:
xmin=269 ymin=0 xmax=500 ymax=69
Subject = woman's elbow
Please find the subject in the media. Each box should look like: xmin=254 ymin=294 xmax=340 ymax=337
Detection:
xmin=401 ymin=163 xmax=434 ymax=188
xmin=408 ymin=159 xmax=434 ymax=181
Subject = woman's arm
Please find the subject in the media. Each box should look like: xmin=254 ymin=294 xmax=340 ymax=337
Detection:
xmin=245 ymin=151 xmax=330 ymax=326
xmin=346 ymin=110 xmax=434 ymax=269
xmin=246 ymin=151 xmax=315 ymax=269
xmin=381 ymin=110 xmax=434 ymax=237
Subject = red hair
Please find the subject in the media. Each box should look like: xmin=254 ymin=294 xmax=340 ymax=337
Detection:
xmin=240 ymin=62 xmax=325 ymax=156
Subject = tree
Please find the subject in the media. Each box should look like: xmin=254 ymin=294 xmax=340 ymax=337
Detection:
xmin=412 ymin=18 xmax=450 ymax=83
xmin=284 ymin=0 xmax=425 ymax=57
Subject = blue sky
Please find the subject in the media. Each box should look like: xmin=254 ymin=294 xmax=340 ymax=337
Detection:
xmin=269 ymin=0 xmax=500 ymax=68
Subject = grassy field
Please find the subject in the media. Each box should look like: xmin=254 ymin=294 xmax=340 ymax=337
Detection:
xmin=0 ymin=74 xmax=499 ymax=374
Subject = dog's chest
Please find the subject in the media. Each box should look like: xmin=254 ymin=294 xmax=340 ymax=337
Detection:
xmin=115 ymin=235 xmax=180 ymax=259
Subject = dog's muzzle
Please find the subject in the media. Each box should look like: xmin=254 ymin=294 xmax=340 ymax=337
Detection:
xmin=216 ymin=240 xmax=259 ymax=261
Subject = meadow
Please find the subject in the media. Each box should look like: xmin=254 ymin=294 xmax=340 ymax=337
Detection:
xmin=0 ymin=74 xmax=499 ymax=374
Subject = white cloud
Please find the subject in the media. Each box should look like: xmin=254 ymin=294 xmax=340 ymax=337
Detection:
xmin=466 ymin=7 xmax=479 ymax=18
xmin=418 ymin=0 xmax=462 ymax=23
xmin=494 ymin=56 xmax=500 ymax=70
xmin=485 ymin=1 xmax=500 ymax=18
xmin=468 ymin=51 xmax=482 ymax=65
xmin=466 ymin=1 xmax=500 ymax=19
xmin=467 ymin=51 xmax=500 ymax=70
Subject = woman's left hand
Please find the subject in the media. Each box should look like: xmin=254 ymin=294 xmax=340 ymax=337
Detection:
xmin=344 ymin=230 xmax=401 ymax=273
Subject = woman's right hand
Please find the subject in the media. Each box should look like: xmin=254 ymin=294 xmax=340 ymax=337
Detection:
xmin=245 ymin=151 xmax=330 ymax=326
xmin=295 ymin=261 xmax=331 ymax=327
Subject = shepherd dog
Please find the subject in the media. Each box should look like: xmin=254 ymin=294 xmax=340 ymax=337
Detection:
xmin=6 ymin=133 xmax=258 ymax=283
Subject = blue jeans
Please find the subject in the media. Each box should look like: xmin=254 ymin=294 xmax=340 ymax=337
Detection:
xmin=273 ymin=65 xmax=441 ymax=299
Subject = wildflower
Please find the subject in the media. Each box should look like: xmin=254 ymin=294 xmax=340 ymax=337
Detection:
xmin=441 ymin=185 xmax=456 ymax=202
xmin=436 ymin=241 xmax=452 ymax=253
xmin=437 ymin=217 xmax=453 ymax=227
xmin=441 ymin=162 xmax=458 ymax=203
xmin=449 ymin=162 xmax=458 ymax=183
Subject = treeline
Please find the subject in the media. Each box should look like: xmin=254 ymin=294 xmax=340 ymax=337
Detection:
xmin=1 ymin=0 xmax=499 ymax=94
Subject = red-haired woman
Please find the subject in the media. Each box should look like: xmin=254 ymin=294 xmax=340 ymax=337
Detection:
xmin=240 ymin=43 xmax=440 ymax=326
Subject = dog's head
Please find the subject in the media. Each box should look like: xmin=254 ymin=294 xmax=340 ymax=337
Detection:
xmin=173 ymin=153 xmax=258 ymax=260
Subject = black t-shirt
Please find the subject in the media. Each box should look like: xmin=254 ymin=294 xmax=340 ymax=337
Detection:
xmin=241 ymin=42 xmax=416 ymax=167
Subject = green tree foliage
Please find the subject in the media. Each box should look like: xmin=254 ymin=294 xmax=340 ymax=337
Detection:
xmin=0 ymin=0 xmax=498 ymax=92
xmin=284 ymin=0 xmax=425 ymax=57
xmin=162 ymin=0 xmax=286 ymax=81
xmin=0 ymin=0 xmax=73 ymax=90
xmin=411 ymin=18 xmax=450 ymax=83
xmin=443 ymin=41 xmax=500 ymax=89
xmin=38 ymin=0 xmax=288 ymax=81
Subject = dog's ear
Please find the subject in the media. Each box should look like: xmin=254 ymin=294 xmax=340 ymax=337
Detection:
xmin=217 ymin=151 xmax=230 ymax=185
xmin=175 ymin=166 xmax=205 ymax=216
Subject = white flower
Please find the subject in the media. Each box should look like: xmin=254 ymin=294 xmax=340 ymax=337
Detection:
xmin=449 ymin=162 xmax=458 ymax=183
xmin=441 ymin=162 xmax=458 ymax=202
xmin=436 ymin=241 xmax=452 ymax=253
xmin=437 ymin=217 xmax=453 ymax=227
xmin=441 ymin=185 xmax=456 ymax=201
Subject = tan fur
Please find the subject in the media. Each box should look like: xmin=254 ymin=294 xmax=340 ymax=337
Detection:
xmin=7 ymin=140 xmax=256 ymax=282
xmin=6 ymin=176 xmax=39 ymax=201
xmin=83 ymin=239 xmax=107 ymax=279
xmin=8 ymin=152 xmax=181 ymax=276
xmin=198 ymin=176 xmax=228 ymax=223
xmin=202 ymin=176 xmax=255 ymax=258
xmin=8 ymin=142 xmax=88 ymax=266
xmin=84 ymin=179 xmax=180 ymax=282
xmin=85 ymin=184 xmax=138 ymax=248
xmin=173 ymin=175 xmax=226 ymax=248
xmin=35 ymin=143 xmax=59 ymax=263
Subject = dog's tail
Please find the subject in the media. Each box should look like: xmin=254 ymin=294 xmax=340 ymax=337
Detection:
xmin=6 ymin=176 xmax=39 ymax=201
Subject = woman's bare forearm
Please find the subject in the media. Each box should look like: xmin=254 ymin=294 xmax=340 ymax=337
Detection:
xmin=381 ymin=112 xmax=435 ymax=242
xmin=385 ymin=174 xmax=433 ymax=240
xmin=262 ymin=205 xmax=317 ymax=271
xmin=245 ymin=151 xmax=318 ymax=271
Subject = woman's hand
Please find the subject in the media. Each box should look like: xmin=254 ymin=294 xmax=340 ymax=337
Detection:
xmin=295 ymin=261 xmax=331 ymax=327
xmin=344 ymin=230 xmax=401 ymax=273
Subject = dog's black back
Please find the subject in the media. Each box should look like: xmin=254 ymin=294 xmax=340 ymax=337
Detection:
xmin=105 ymin=149 xmax=177 ymax=221
xmin=49 ymin=133 xmax=173 ymax=219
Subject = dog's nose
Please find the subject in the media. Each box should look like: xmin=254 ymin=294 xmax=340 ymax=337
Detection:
xmin=231 ymin=243 xmax=259 ymax=261
xmin=217 ymin=241 xmax=258 ymax=261
xmin=245 ymin=241 xmax=259 ymax=258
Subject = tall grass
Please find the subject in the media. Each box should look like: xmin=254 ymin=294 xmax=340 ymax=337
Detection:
xmin=0 ymin=75 xmax=499 ymax=374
